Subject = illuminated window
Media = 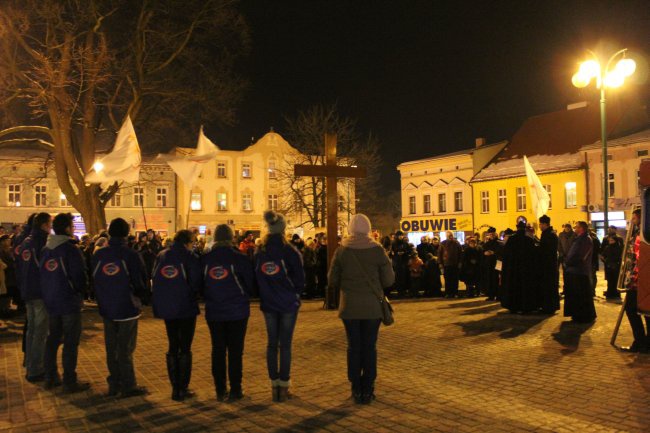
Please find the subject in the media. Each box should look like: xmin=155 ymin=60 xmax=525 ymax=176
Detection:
xmin=498 ymin=189 xmax=507 ymax=212
xmin=608 ymin=173 xmax=615 ymax=197
xmin=190 ymin=192 xmax=202 ymax=211
xmin=217 ymin=192 xmax=227 ymax=211
xmin=565 ymin=182 xmax=577 ymax=208
xmin=454 ymin=191 xmax=463 ymax=212
xmin=544 ymin=184 xmax=552 ymax=210
xmin=268 ymin=160 xmax=277 ymax=179
xmin=8 ymin=184 xmax=21 ymax=206
xmin=156 ymin=187 xmax=168 ymax=207
xmin=110 ymin=191 xmax=121 ymax=207
xmin=268 ymin=194 xmax=278 ymax=211
xmin=438 ymin=193 xmax=446 ymax=213
xmin=133 ymin=186 xmax=144 ymax=207
xmin=516 ymin=187 xmax=526 ymax=211
xmin=481 ymin=191 xmax=489 ymax=213
xmin=59 ymin=191 xmax=70 ymax=207
xmin=35 ymin=185 xmax=47 ymax=207
xmin=242 ymin=193 xmax=252 ymax=211
xmin=409 ymin=196 xmax=416 ymax=214
xmin=423 ymin=195 xmax=431 ymax=213
xmin=217 ymin=161 xmax=227 ymax=178
xmin=242 ymin=162 xmax=251 ymax=178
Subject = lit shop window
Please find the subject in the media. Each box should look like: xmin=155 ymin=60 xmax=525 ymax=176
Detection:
xmin=190 ymin=192 xmax=202 ymax=211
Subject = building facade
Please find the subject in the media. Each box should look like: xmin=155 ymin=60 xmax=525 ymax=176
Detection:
xmin=0 ymin=149 xmax=177 ymax=235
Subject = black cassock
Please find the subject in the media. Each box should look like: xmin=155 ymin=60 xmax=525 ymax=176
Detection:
xmin=501 ymin=229 xmax=539 ymax=313
xmin=539 ymin=227 xmax=560 ymax=313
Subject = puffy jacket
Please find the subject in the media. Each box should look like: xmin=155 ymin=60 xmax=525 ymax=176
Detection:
xmin=254 ymin=235 xmax=305 ymax=314
xmin=17 ymin=228 xmax=48 ymax=301
xmin=202 ymin=245 xmax=254 ymax=322
xmin=92 ymin=237 xmax=148 ymax=320
xmin=565 ymin=232 xmax=593 ymax=276
xmin=40 ymin=236 xmax=88 ymax=316
xmin=151 ymin=242 xmax=201 ymax=320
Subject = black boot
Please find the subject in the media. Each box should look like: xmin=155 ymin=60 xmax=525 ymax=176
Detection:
xmin=166 ymin=353 xmax=181 ymax=401
xmin=177 ymin=352 xmax=195 ymax=400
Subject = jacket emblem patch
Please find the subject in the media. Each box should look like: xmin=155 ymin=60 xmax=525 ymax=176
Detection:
xmin=45 ymin=259 xmax=59 ymax=272
xmin=102 ymin=263 xmax=121 ymax=276
xmin=21 ymin=249 xmax=31 ymax=262
xmin=209 ymin=266 xmax=229 ymax=280
xmin=160 ymin=265 xmax=179 ymax=279
xmin=261 ymin=261 xmax=280 ymax=276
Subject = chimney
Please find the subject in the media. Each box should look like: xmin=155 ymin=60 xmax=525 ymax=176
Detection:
xmin=475 ymin=137 xmax=486 ymax=148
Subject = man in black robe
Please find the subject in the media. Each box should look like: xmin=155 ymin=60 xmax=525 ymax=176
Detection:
xmin=538 ymin=215 xmax=559 ymax=313
xmin=481 ymin=227 xmax=501 ymax=301
xmin=501 ymin=221 xmax=539 ymax=313
xmin=564 ymin=221 xmax=597 ymax=323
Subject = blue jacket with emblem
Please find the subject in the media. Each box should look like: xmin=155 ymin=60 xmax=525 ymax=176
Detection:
xmin=17 ymin=227 xmax=49 ymax=301
xmin=254 ymin=235 xmax=305 ymax=314
xmin=40 ymin=236 xmax=88 ymax=316
xmin=151 ymin=242 xmax=201 ymax=320
xmin=201 ymin=245 xmax=254 ymax=322
xmin=92 ymin=237 xmax=148 ymax=320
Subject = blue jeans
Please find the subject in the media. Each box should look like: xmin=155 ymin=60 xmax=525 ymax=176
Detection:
xmin=342 ymin=319 xmax=381 ymax=394
xmin=45 ymin=313 xmax=82 ymax=385
xmin=25 ymin=299 xmax=49 ymax=378
xmin=263 ymin=311 xmax=298 ymax=382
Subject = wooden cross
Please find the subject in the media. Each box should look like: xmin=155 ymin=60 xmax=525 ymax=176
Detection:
xmin=294 ymin=133 xmax=367 ymax=309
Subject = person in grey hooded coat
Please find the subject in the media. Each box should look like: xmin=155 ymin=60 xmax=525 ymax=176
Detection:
xmin=328 ymin=214 xmax=394 ymax=405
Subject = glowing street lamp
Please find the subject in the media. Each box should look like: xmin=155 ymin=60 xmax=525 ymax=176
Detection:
xmin=93 ymin=161 xmax=105 ymax=173
xmin=572 ymin=49 xmax=636 ymax=233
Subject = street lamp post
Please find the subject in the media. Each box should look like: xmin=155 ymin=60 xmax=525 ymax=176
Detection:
xmin=572 ymin=49 xmax=636 ymax=235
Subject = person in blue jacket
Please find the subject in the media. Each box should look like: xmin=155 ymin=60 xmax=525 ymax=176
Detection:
xmin=92 ymin=218 xmax=149 ymax=398
xmin=40 ymin=213 xmax=90 ymax=393
xmin=18 ymin=212 xmax=51 ymax=383
xmin=254 ymin=211 xmax=305 ymax=402
xmin=12 ymin=213 xmax=35 ymax=312
xmin=151 ymin=229 xmax=201 ymax=401
xmin=202 ymin=224 xmax=254 ymax=402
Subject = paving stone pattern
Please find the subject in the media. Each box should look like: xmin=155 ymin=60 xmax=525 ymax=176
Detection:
xmin=1 ymin=278 xmax=649 ymax=432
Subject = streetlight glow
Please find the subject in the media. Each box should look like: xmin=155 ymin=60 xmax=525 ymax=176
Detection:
xmin=615 ymin=58 xmax=636 ymax=77
xmin=579 ymin=60 xmax=600 ymax=79
xmin=93 ymin=161 xmax=105 ymax=172
xmin=604 ymin=71 xmax=625 ymax=88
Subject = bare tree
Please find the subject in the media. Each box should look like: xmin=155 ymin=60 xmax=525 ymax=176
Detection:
xmin=0 ymin=0 xmax=249 ymax=234
xmin=279 ymin=104 xmax=383 ymax=230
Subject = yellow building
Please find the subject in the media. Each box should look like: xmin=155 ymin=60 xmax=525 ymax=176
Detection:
xmin=397 ymin=138 xmax=506 ymax=244
xmin=471 ymin=101 xmax=647 ymax=234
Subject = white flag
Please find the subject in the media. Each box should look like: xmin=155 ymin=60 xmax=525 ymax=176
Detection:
xmin=157 ymin=127 xmax=219 ymax=188
xmin=85 ymin=116 xmax=141 ymax=183
xmin=524 ymin=155 xmax=550 ymax=219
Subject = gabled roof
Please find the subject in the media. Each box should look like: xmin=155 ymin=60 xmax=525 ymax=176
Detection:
xmin=419 ymin=180 xmax=433 ymax=188
xmin=449 ymin=177 xmax=466 ymax=185
xmin=403 ymin=182 xmax=418 ymax=191
xmin=582 ymin=128 xmax=650 ymax=150
xmin=473 ymin=100 xmax=649 ymax=182
xmin=432 ymin=179 xmax=448 ymax=187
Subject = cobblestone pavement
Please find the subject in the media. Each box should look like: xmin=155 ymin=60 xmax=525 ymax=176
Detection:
xmin=1 ymin=277 xmax=649 ymax=432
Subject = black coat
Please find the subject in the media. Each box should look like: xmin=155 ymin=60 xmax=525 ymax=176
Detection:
xmin=539 ymin=227 xmax=560 ymax=312
xmin=501 ymin=230 xmax=539 ymax=312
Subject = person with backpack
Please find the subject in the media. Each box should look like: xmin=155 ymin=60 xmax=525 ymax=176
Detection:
xmin=254 ymin=211 xmax=305 ymax=402
xmin=92 ymin=218 xmax=149 ymax=398
xmin=151 ymin=229 xmax=201 ymax=401
xmin=202 ymin=224 xmax=254 ymax=401
xmin=40 ymin=213 xmax=90 ymax=393
xmin=18 ymin=212 xmax=52 ymax=383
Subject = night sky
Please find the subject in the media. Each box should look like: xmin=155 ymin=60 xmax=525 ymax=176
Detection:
xmin=216 ymin=0 xmax=650 ymax=189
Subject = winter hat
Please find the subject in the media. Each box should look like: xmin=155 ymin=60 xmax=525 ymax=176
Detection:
xmin=264 ymin=210 xmax=286 ymax=235
xmin=487 ymin=227 xmax=496 ymax=234
xmin=108 ymin=218 xmax=130 ymax=238
xmin=215 ymin=224 xmax=234 ymax=242
xmin=348 ymin=213 xmax=372 ymax=235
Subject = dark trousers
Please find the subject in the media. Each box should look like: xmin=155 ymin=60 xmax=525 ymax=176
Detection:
xmin=164 ymin=317 xmax=196 ymax=354
xmin=342 ymin=319 xmax=381 ymax=394
xmin=625 ymin=290 xmax=650 ymax=349
xmin=207 ymin=318 xmax=248 ymax=393
xmin=44 ymin=313 xmax=81 ymax=385
xmin=103 ymin=319 xmax=138 ymax=391
xmin=444 ymin=266 xmax=459 ymax=297
xmin=263 ymin=311 xmax=298 ymax=382
xmin=564 ymin=273 xmax=597 ymax=323
xmin=605 ymin=268 xmax=621 ymax=298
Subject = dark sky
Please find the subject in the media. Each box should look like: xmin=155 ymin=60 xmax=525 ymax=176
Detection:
xmin=215 ymin=0 xmax=650 ymax=189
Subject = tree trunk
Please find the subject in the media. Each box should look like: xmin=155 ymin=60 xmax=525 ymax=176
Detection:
xmin=75 ymin=188 xmax=107 ymax=235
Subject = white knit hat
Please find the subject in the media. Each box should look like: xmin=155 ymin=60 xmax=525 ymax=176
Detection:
xmin=348 ymin=214 xmax=371 ymax=235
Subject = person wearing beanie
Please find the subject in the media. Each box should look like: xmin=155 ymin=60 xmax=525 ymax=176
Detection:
xmin=202 ymin=224 xmax=254 ymax=401
xmin=92 ymin=218 xmax=149 ymax=398
xmin=40 ymin=213 xmax=91 ymax=393
xmin=328 ymin=213 xmax=394 ymax=404
xmin=151 ymin=229 xmax=201 ymax=401
xmin=255 ymin=210 xmax=304 ymax=402
xmin=18 ymin=212 xmax=52 ymax=382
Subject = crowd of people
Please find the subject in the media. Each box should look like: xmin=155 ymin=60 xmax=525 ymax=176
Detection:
xmin=0 ymin=210 xmax=392 ymax=405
